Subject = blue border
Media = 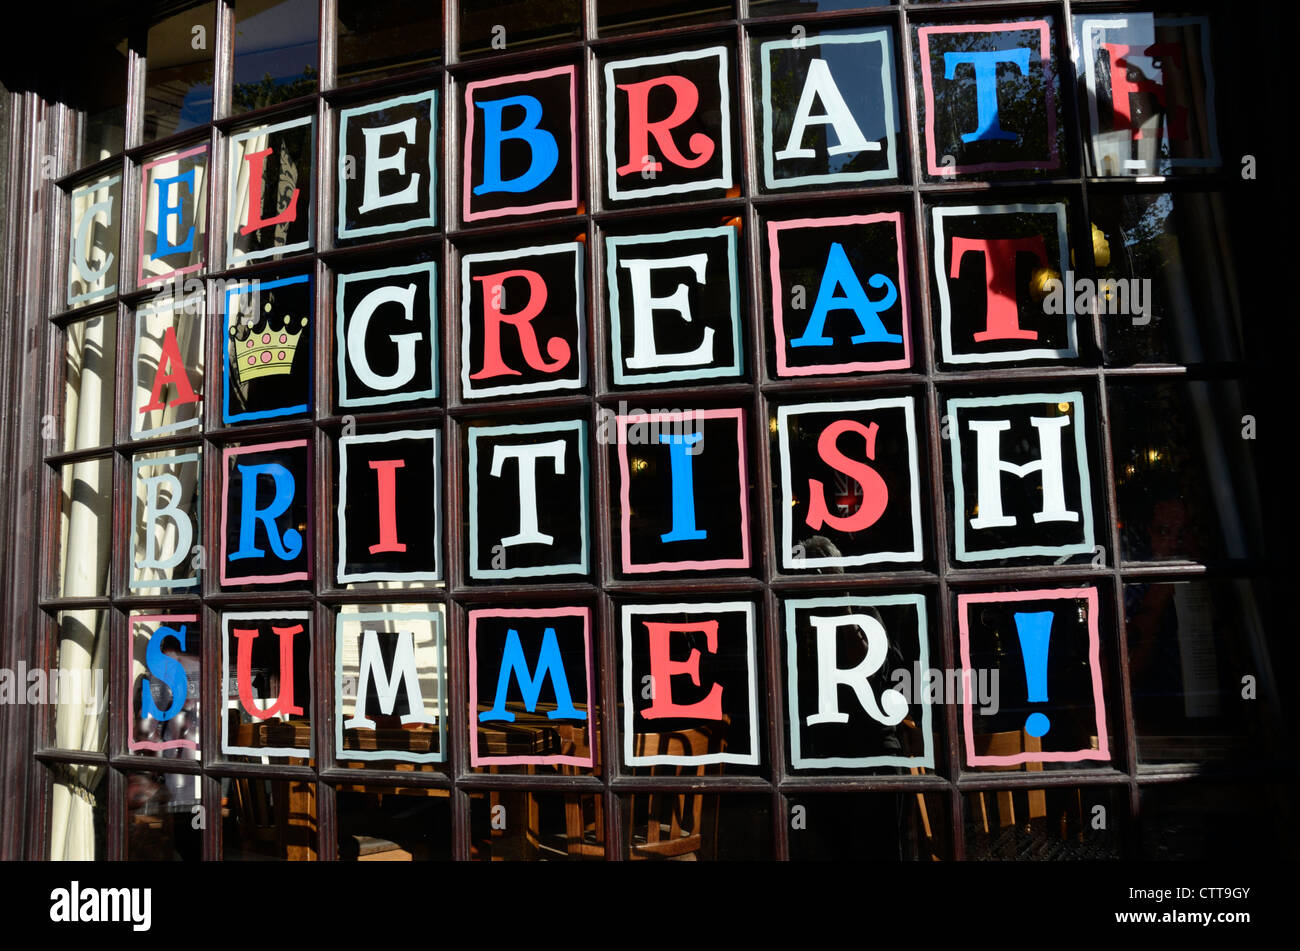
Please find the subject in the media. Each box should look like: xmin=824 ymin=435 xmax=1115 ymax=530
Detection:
xmin=222 ymin=273 xmax=312 ymax=424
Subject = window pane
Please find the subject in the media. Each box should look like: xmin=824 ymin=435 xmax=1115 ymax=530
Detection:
xmin=336 ymin=0 xmax=440 ymax=84
xmin=129 ymin=449 xmax=202 ymax=594
xmin=63 ymin=313 xmax=116 ymax=453
xmin=458 ymin=0 xmax=581 ymax=59
xmin=132 ymin=293 xmax=204 ymax=438
xmin=1110 ymin=380 xmax=1264 ymax=563
xmin=127 ymin=770 xmax=203 ymax=860
xmin=1127 ymin=580 xmax=1281 ymax=766
xmin=52 ymin=609 xmax=109 ymax=751
xmin=232 ymin=0 xmax=319 ymax=113
xmin=621 ymin=792 xmax=770 ymax=859
xmin=964 ymin=786 xmax=1123 ymax=859
xmin=470 ymin=791 xmax=604 ymax=860
xmin=597 ymin=0 xmax=733 ymax=37
xmin=48 ymin=765 xmax=107 ymax=860
xmin=56 ymin=459 xmax=114 ymax=599
xmin=68 ymin=30 xmax=128 ymax=168
xmin=222 ymin=778 xmax=318 ymax=859
xmin=786 ymin=793 xmax=950 ymax=861
xmin=143 ymin=2 xmax=216 ymax=142
xmin=131 ymin=612 xmax=202 ymax=758
xmin=336 ymin=786 xmax=453 ymax=861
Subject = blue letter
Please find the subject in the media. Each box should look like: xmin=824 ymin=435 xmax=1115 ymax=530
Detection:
xmin=479 ymin=627 xmax=584 ymax=722
xmin=942 ymin=48 xmax=1030 ymax=143
xmin=659 ymin=432 xmax=707 ymax=543
xmin=790 ymin=242 xmax=901 ymax=348
xmin=229 ymin=463 xmax=303 ymax=562
xmin=473 ymin=95 xmax=559 ymax=195
xmin=142 ymin=624 xmax=188 ymax=721
xmin=153 ymin=169 xmax=196 ymax=257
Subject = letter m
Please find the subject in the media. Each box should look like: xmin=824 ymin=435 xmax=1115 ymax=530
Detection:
xmin=345 ymin=629 xmax=434 ymax=730
xmin=478 ymin=627 xmax=585 ymax=722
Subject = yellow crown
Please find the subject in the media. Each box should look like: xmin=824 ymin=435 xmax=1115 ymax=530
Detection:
xmin=232 ymin=302 xmax=307 ymax=383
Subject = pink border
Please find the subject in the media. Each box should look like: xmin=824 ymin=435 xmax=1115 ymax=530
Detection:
xmin=220 ymin=439 xmax=311 ymax=585
xmin=767 ymin=213 xmax=913 ymax=377
xmin=128 ymin=613 xmax=200 ymax=753
xmin=468 ymin=607 xmax=595 ymax=766
xmin=616 ymin=409 xmax=750 ymax=573
xmin=918 ymin=22 xmax=1059 ymax=176
xmin=462 ymin=65 xmax=579 ymax=223
xmin=136 ymin=143 xmax=208 ymax=287
xmin=957 ymin=588 xmax=1110 ymax=766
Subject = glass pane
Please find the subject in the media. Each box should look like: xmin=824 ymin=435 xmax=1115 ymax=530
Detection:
xmin=132 ymin=293 xmax=204 ymax=438
xmin=143 ymin=2 xmax=217 ymax=141
xmin=52 ymin=609 xmax=109 ymax=752
xmin=222 ymin=778 xmax=318 ymax=859
xmin=139 ymin=148 xmax=209 ymax=286
xmin=337 ymin=785 xmax=452 ymax=860
xmin=127 ymin=770 xmax=203 ymax=860
xmin=336 ymin=0 xmax=440 ymax=84
xmin=1090 ymin=192 xmax=1243 ymax=366
xmin=1138 ymin=783 xmax=1296 ymax=860
xmin=786 ymin=793 xmax=950 ymax=860
xmin=749 ymin=0 xmax=890 ymax=15
xmin=67 ymin=176 xmax=122 ymax=309
xmin=1127 ymin=580 xmax=1281 ymax=766
xmin=469 ymin=791 xmax=604 ymax=860
xmin=232 ymin=0 xmax=319 ymax=113
xmin=598 ymin=0 xmax=732 ymax=37
xmin=221 ymin=611 xmax=312 ymax=762
xmin=63 ymin=313 xmax=116 ymax=453
xmin=57 ymin=458 xmax=114 ymax=599
xmin=964 ymin=786 xmax=1123 ymax=859
xmin=130 ymin=448 xmax=202 ymax=593
xmin=458 ymin=0 xmax=581 ymax=59
xmin=48 ymin=765 xmax=107 ymax=860
xmin=131 ymin=612 xmax=202 ymax=758
xmin=1109 ymin=380 xmax=1264 ymax=563
xmin=621 ymin=793 xmax=770 ymax=859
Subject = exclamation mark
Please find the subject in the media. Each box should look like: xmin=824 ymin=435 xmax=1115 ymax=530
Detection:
xmin=1014 ymin=611 xmax=1053 ymax=737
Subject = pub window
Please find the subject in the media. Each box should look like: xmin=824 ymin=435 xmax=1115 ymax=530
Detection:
xmin=2 ymin=0 xmax=1284 ymax=866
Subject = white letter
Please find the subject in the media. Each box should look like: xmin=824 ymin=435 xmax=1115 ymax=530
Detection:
xmin=491 ymin=440 xmax=565 ymax=547
xmin=346 ymin=283 xmax=422 ymax=391
xmin=968 ymin=415 xmax=1078 ymax=530
xmin=775 ymin=58 xmax=875 ymax=161
xmin=805 ymin=614 xmax=908 ymax=726
xmin=619 ymin=254 xmax=715 ymax=369
xmin=345 ymin=629 xmax=434 ymax=730
xmin=358 ymin=118 xmax=420 ymax=214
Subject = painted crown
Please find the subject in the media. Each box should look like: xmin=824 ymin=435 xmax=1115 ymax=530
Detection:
xmin=232 ymin=301 xmax=307 ymax=383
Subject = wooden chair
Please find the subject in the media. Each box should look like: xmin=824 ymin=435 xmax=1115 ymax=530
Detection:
xmin=627 ymin=724 xmax=725 ymax=861
xmin=973 ymin=730 xmax=1047 ymax=833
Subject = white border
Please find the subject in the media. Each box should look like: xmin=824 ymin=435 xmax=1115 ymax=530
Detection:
xmin=604 ymin=47 xmax=734 ymax=200
xmin=778 ymin=397 xmax=924 ymax=569
xmin=760 ymin=30 xmax=898 ymax=189
xmin=336 ymin=261 xmax=439 ymax=407
xmin=932 ymin=202 xmax=1076 ymax=365
xmin=459 ymin=241 xmax=586 ymax=399
xmin=131 ymin=295 xmax=204 ymax=438
xmin=621 ymin=601 xmax=759 ymax=766
xmin=337 ymin=428 xmax=442 ymax=584
xmin=226 ymin=115 xmax=316 ymax=267
xmin=336 ymin=89 xmax=438 ymax=239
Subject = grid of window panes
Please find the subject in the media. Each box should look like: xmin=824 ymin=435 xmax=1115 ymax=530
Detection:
xmin=35 ymin=0 xmax=1283 ymax=861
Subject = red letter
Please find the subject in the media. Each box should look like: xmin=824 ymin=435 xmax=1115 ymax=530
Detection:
xmin=368 ymin=459 xmax=406 ymax=555
xmin=239 ymin=147 xmax=301 ymax=235
xmin=950 ymin=236 xmax=1048 ymax=343
xmin=806 ymin=420 xmax=890 ymax=533
xmin=234 ymin=624 xmax=304 ymax=718
xmin=470 ymin=270 xmax=571 ymax=379
xmin=615 ymin=76 xmax=715 ymax=177
xmin=642 ymin=620 xmax=724 ymax=720
xmin=1102 ymin=43 xmax=1187 ymax=141
xmin=139 ymin=325 xmax=200 ymax=413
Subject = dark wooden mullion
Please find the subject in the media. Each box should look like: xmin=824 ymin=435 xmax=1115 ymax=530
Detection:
xmin=896 ymin=0 xmax=967 ymax=860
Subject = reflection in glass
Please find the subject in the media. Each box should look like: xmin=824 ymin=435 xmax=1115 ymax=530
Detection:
xmin=143 ymin=2 xmax=216 ymax=141
xmin=63 ymin=313 xmax=116 ymax=452
xmin=622 ymin=793 xmax=770 ymax=859
xmin=127 ymin=770 xmax=202 ymax=860
xmin=598 ymin=0 xmax=732 ymax=37
xmin=49 ymin=765 xmax=106 ymax=860
xmin=53 ymin=609 xmax=109 ymax=752
xmin=337 ymin=0 xmax=440 ymax=84
xmin=130 ymin=613 xmax=202 ymax=757
xmin=458 ymin=0 xmax=581 ymax=59
xmin=222 ymin=777 xmax=317 ymax=859
xmin=1090 ymin=192 xmax=1242 ymax=366
xmin=787 ymin=793 xmax=949 ymax=860
xmin=130 ymin=450 xmax=201 ymax=592
xmin=1110 ymin=381 xmax=1263 ymax=563
xmin=67 ymin=177 xmax=122 ymax=309
xmin=57 ymin=459 xmax=113 ymax=599
xmin=337 ymin=786 xmax=452 ymax=860
xmin=69 ymin=32 xmax=128 ymax=168
xmin=1127 ymin=580 xmax=1279 ymax=765
xmin=232 ymin=0 xmax=319 ymax=113
xmin=469 ymin=791 xmax=604 ymax=860
xmin=965 ymin=786 xmax=1121 ymax=859
xmin=1139 ymin=783 xmax=1296 ymax=860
